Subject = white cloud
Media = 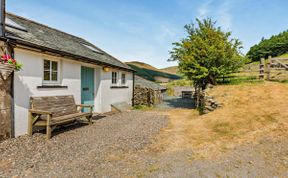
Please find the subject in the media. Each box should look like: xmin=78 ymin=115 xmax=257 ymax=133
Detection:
xmin=197 ymin=0 xmax=213 ymax=19
xmin=196 ymin=0 xmax=233 ymax=30
xmin=217 ymin=0 xmax=232 ymax=30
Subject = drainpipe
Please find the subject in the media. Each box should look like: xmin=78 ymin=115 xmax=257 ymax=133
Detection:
xmin=0 ymin=0 xmax=5 ymax=37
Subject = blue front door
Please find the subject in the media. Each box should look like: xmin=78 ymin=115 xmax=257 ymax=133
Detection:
xmin=81 ymin=66 xmax=95 ymax=112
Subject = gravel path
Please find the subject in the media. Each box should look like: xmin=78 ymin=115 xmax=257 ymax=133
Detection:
xmin=156 ymin=96 xmax=195 ymax=109
xmin=0 ymin=111 xmax=168 ymax=178
xmin=134 ymin=134 xmax=288 ymax=177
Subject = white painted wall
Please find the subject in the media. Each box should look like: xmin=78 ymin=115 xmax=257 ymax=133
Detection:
xmin=13 ymin=48 xmax=133 ymax=137
xmin=99 ymin=69 xmax=133 ymax=112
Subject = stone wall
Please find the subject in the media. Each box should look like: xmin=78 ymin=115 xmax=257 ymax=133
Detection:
xmin=194 ymin=86 xmax=222 ymax=114
xmin=134 ymin=85 xmax=162 ymax=106
xmin=172 ymin=86 xmax=194 ymax=96
xmin=0 ymin=74 xmax=13 ymax=141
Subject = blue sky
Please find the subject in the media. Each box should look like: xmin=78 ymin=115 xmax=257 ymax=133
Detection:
xmin=7 ymin=0 xmax=288 ymax=68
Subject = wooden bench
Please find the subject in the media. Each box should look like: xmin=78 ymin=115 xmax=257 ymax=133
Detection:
xmin=28 ymin=95 xmax=93 ymax=139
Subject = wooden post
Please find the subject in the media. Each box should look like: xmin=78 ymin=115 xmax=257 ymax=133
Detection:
xmin=266 ymin=56 xmax=272 ymax=80
xmin=0 ymin=73 xmax=13 ymax=141
xmin=28 ymin=111 xmax=33 ymax=136
xmin=259 ymin=58 xmax=265 ymax=80
xmin=46 ymin=114 xmax=52 ymax=139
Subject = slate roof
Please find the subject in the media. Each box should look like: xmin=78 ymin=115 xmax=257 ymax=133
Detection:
xmin=135 ymin=75 xmax=166 ymax=91
xmin=4 ymin=13 xmax=133 ymax=71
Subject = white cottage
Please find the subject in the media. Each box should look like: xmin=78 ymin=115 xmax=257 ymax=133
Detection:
xmin=1 ymin=12 xmax=135 ymax=137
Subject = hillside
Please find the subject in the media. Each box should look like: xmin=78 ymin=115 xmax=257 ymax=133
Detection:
xmin=160 ymin=66 xmax=179 ymax=75
xmin=126 ymin=61 xmax=181 ymax=82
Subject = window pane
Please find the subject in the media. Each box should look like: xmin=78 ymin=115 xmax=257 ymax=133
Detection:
xmin=121 ymin=74 xmax=126 ymax=84
xmin=44 ymin=60 xmax=50 ymax=70
xmin=52 ymin=72 xmax=58 ymax=81
xmin=112 ymin=72 xmax=117 ymax=84
xmin=44 ymin=71 xmax=50 ymax=81
xmin=52 ymin=61 xmax=58 ymax=71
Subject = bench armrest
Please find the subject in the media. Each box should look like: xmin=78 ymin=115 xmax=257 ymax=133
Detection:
xmin=29 ymin=109 xmax=52 ymax=115
xmin=76 ymin=104 xmax=93 ymax=113
xmin=76 ymin=104 xmax=93 ymax=108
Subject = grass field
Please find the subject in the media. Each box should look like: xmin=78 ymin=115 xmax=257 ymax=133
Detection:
xmin=152 ymin=81 xmax=288 ymax=158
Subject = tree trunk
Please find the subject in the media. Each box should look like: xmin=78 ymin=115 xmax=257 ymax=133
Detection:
xmin=0 ymin=73 xmax=13 ymax=141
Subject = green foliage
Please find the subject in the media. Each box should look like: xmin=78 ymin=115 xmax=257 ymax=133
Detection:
xmin=166 ymin=79 xmax=193 ymax=96
xmin=247 ymin=30 xmax=288 ymax=61
xmin=167 ymin=79 xmax=193 ymax=87
xmin=127 ymin=64 xmax=181 ymax=81
xmin=169 ymin=18 xmax=246 ymax=89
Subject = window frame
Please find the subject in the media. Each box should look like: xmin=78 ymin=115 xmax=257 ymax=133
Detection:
xmin=42 ymin=58 xmax=61 ymax=85
xmin=121 ymin=73 xmax=126 ymax=85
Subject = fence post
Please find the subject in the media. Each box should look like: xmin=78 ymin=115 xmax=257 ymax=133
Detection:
xmin=266 ymin=56 xmax=272 ymax=80
xmin=259 ymin=58 xmax=265 ymax=80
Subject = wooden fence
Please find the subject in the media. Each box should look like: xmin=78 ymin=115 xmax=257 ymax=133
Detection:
xmin=260 ymin=56 xmax=288 ymax=81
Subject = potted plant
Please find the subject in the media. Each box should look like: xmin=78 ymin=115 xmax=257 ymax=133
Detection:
xmin=0 ymin=54 xmax=22 ymax=80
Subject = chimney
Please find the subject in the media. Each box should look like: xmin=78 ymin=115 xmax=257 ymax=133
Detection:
xmin=0 ymin=0 xmax=5 ymax=37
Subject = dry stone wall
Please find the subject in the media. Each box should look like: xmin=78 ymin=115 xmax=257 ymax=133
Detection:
xmin=134 ymin=85 xmax=161 ymax=106
xmin=195 ymin=85 xmax=222 ymax=114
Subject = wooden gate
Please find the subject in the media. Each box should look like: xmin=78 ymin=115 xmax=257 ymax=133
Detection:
xmin=259 ymin=56 xmax=288 ymax=81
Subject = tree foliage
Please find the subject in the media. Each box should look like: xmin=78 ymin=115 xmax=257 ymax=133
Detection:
xmin=169 ymin=18 xmax=245 ymax=90
xmin=247 ymin=30 xmax=288 ymax=61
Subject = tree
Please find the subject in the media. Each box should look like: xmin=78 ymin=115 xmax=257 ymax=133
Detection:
xmin=247 ymin=30 xmax=288 ymax=61
xmin=169 ymin=18 xmax=245 ymax=109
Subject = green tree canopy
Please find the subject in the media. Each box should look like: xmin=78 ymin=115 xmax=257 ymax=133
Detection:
xmin=247 ymin=30 xmax=288 ymax=61
xmin=170 ymin=18 xmax=245 ymax=89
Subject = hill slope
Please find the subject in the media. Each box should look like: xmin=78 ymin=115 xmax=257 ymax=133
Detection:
xmin=160 ymin=66 xmax=179 ymax=75
xmin=126 ymin=61 xmax=181 ymax=82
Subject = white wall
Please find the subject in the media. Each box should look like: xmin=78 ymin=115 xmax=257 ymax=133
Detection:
xmin=13 ymin=48 xmax=133 ymax=137
xmin=99 ymin=69 xmax=133 ymax=112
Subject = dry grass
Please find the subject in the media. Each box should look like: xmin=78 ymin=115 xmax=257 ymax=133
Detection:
xmin=151 ymin=82 xmax=288 ymax=158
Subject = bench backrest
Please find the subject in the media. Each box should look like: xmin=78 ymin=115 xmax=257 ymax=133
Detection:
xmin=30 ymin=95 xmax=78 ymax=117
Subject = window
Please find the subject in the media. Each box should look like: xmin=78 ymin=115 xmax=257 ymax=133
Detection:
xmin=121 ymin=73 xmax=126 ymax=85
xmin=44 ymin=59 xmax=58 ymax=82
xmin=81 ymin=43 xmax=103 ymax=54
xmin=112 ymin=72 xmax=117 ymax=84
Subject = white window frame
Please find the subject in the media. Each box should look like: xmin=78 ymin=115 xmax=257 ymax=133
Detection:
xmin=111 ymin=71 xmax=118 ymax=85
xmin=42 ymin=58 xmax=61 ymax=85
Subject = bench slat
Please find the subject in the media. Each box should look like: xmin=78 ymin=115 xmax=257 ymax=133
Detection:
xmin=31 ymin=95 xmax=78 ymax=117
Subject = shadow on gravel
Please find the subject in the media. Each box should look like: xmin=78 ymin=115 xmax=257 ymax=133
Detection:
xmin=157 ymin=96 xmax=196 ymax=109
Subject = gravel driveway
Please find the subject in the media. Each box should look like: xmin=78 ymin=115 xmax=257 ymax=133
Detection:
xmin=0 ymin=111 xmax=168 ymax=178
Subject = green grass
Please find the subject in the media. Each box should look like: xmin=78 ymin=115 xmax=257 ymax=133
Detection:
xmin=217 ymin=74 xmax=263 ymax=85
xmin=277 ymin=53 xmax=288 ymax=58
xmin=132 ymin=105 xmax=153 ymax=110
xmin=167 ymin=79 xmax=193 ymax=86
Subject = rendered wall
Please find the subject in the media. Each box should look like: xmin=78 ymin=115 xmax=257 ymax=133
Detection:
xmin=13 ymin=48 xmax=133 ymax=137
